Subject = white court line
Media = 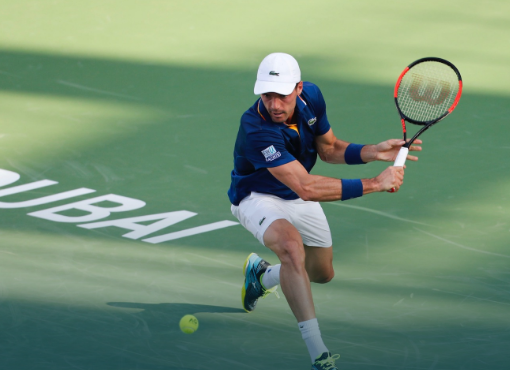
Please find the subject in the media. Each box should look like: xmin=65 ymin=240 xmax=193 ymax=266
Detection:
xmin=327 ymin=202 xmax=434 ymax=226
xmin=57 ymin=80 xmax=140 ymax=101
xmin=184 ymin=252 xmax=238 ymax=268
xmin=432 ymin=288 xmax=510 ymax=307
xmin=0 ymin=250 xmax=17 ymax=256
xmin=0 ymin=70 xmax=20 ymax=77
xmin=184 ymin=165 xmax=208 ymax=174
xmin=415 ymin=227 xmax=510 ymax=258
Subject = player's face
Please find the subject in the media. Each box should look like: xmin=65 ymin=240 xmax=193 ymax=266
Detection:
xmin=260 ymin=82 xmax=303 ymax=123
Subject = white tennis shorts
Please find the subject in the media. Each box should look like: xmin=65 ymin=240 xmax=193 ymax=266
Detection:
xmin=231 ymin=192 xmax=332 ymax=248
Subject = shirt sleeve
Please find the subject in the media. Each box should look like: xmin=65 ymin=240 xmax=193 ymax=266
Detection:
xmin=244 ymin=129 xmax=296 ymax=170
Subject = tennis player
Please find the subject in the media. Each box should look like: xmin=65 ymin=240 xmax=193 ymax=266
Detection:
xmin=228 ymin=53 xmax=421 ymax=370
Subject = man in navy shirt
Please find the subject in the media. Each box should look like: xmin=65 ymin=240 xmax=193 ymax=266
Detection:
xmin=228 ymin=53 xmax=421 ymax=370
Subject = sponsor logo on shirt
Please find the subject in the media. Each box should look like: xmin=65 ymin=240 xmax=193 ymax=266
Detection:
xmin=261 ymin=145 xmax=281 ymax=162
xmin=308 ymin=117 xmax=317 ymax=126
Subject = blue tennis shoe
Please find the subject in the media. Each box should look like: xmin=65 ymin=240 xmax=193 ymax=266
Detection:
xmin=242 ymin=252 xmax=278 ymax=312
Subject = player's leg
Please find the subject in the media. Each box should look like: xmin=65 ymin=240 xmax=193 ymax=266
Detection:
xmin=291 ymin=201 xmax=340 ymax=369
xmin=304 ymin=245 xmax=334 ymax=284
xmin=264 ymin=221 xmax=339 ymax=369
xmin=263 ymin=218 xmax=316 ymax=322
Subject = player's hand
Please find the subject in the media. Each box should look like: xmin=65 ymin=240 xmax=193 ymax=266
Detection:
xmin=375 ymin=166 xmax=404 ymax=192
xmin=373 ymin=139 xmax=422 ymax=162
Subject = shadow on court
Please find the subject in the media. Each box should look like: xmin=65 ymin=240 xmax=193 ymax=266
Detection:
xmin=0 ymin=299 xmax=246 ymax=370
xmin=2 ymin=293 xmax=509 ymax=370
xmin=108 ymin=301 xmax=245 ymax=315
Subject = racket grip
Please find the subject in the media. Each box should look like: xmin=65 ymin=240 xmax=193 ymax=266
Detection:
xmin=393 ymin=147 xmax=409 ymax=167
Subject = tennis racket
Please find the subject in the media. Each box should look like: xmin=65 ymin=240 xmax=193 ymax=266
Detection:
xmin=393 ymin=57 xmax=463 ymax=167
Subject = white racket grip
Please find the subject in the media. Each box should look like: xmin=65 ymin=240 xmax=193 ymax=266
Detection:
xmin=393 ymin=147 xmax=409 ymax=167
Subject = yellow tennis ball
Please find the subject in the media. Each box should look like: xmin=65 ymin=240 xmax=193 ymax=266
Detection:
xmin=179 ymin=314 xmax=199 ymax=334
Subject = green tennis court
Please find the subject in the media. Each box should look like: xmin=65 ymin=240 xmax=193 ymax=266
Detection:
xmin=1 ymin=1 xmax=509 ymax=369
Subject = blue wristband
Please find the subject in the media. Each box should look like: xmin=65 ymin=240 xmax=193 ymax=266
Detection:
xmin=344 ymin=143 xmax=366 ymax=165
xmin=341 ymin=179 xmax=363 ymax=201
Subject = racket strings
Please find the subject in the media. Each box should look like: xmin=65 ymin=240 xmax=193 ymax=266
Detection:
xmin=398 ymin=62 xmax=459 ymax=123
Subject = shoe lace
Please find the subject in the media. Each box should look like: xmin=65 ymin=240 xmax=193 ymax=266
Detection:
xmin=261 ymin=285 xmax=280 ymax=299
xmin=315 ymin=354 xmax=340 ymax=370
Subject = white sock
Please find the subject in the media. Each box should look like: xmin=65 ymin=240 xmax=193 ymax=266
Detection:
xmin=261 ymin=263 xmax=281 ymax=289
xmin=298 ymin=318 xmax=329 ymax=363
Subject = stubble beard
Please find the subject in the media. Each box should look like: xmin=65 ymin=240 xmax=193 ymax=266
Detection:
xmin=269 ymin=111 xmax=288 ymax=123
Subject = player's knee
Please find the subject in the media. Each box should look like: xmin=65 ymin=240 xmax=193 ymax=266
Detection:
xmin=313 ymin=269 xmax=334 ymax=284
xmin=278 ymin=240 xmax=306 ymax=269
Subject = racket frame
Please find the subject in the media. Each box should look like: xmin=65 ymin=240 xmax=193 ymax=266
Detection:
xmin=394 ymin=57 xmax=463 ymax=149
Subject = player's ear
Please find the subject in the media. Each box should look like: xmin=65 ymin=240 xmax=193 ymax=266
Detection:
xmin=296 ymin=81 xmax=303 ymax=95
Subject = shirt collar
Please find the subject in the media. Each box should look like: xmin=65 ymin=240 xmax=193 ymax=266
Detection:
xmin=296 ymin=94 xmax=307 ymax=112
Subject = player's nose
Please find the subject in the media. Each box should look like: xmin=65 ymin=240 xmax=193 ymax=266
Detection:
xmin=271 ymin=97 xmax=282 ymax=110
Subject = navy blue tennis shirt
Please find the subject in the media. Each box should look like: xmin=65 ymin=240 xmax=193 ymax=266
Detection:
xmin=228 ymin=82 xmax=331 ymax=206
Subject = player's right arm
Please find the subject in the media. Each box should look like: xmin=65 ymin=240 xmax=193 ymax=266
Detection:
xmin=267 ymin=160 xmax=404 ymax=202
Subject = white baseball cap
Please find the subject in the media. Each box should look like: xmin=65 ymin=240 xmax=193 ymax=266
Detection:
xmin=254 ymin=53 xmax=301 ymax=95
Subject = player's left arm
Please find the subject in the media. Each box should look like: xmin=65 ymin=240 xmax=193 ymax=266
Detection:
xmin=362 ymin=138 xmax=422 ymax=162
xmin=315 ymin=128 xmax=422 ymax=164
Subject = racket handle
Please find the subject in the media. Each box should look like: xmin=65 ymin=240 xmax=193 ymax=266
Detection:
xmin=393 ymin=147 xmax=409 ymax=167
